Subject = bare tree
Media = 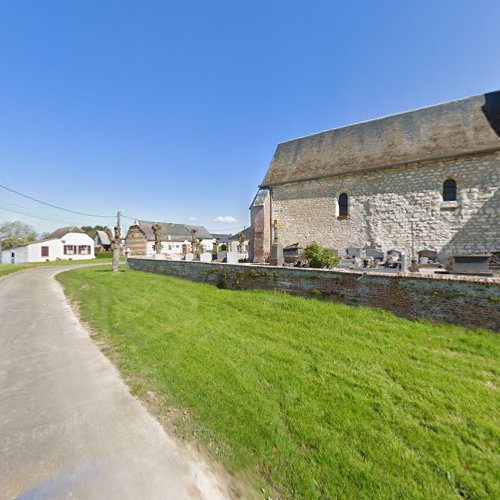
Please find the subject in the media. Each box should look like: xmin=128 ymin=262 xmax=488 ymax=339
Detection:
xmin=152 ymin=224 xmax=163 ymax=255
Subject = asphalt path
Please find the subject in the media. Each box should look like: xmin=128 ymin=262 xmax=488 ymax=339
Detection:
xmin=0 ymin=266 xmax=231 ymax=499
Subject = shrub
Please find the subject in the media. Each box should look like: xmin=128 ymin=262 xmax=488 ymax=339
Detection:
xmin=304 ymin=242 xmax=339 ymax=269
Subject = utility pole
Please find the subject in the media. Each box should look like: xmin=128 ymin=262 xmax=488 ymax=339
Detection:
xmin=112 ymin=210 xmax=121 ymax=273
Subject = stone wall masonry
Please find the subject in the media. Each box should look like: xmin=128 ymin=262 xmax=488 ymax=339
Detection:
xmin=127 ymin=258 xmax=500 ymax=332
xmin=270 ymin=151 xmax=500 ymax=262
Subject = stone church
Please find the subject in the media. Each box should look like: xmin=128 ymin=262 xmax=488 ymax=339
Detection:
xmin=249 ymin=91 xmax=500 ymax=263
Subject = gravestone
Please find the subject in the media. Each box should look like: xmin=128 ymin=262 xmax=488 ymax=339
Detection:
xmin=337 ymin=258 xmax=357 ymax=268
xmin=346 ymin=247 xmax=362 ymax=258
xmin=385 ymin=249 xmax=405 ymax=270
xmin=283 ymin=244 xmax=304 ymax=264
xmin=418 ymin=250 xmax=438 ymax=265
xmin=226 ymin=252 xmax=239 ymax=264
xmin=366 ymin=249 xmax=384 ymax=261
xmin=199 ymin=252 xmax=212 ymax=263
xmin=400 ymin=251 xmax=408 ymax=271
xmin=450 ymin=254 xmax=492 ymax=275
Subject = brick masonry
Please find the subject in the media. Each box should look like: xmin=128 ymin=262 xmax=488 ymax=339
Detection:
xmin=127 ymin=258 xmax=500 ymax=332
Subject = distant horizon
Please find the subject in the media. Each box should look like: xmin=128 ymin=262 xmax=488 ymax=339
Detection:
xmin=1 ymin=0 xmax=498 ymax=235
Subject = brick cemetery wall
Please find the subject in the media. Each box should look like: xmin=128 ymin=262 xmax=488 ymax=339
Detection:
xmin=127 ymin=258 xmax=500 ymax=332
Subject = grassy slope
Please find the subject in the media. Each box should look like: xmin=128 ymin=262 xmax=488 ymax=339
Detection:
xmin=57 ymin=267 xmax=499 ymax=499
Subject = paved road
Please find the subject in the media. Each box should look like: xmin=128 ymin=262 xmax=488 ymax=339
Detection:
xmin=0 ymin=266 xmax=231 ymax=499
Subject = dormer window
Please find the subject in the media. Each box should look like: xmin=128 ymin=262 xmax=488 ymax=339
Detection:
xmin=443 ymin=179 xmax=457 ymax=201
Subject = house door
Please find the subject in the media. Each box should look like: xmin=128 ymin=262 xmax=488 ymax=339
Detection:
xmin=11 ymin=252 xmax=15 ymax=263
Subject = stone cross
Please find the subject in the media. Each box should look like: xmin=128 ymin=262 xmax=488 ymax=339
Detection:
xmin=190 ymin=228 xmax=198 ymax=255
xmin=273 ymin=219 xmax=279 ymax=243
xmin=238 ymin=232 xmax=245 ymax=253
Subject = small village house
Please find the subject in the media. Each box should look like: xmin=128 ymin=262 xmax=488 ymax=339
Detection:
xmin=0 ymin=226 xmax=95 ymax=264
xmin=94 ymin=230 xmax=112 ymax=253
xmin=125 ymin=220 xmax=215 ymax=259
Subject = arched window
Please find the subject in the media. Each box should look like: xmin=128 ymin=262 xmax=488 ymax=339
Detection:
xmin=443 ymin=179 xmax=457 ymax=201
xmin=338 ymin=193 xmax=349 ymax=216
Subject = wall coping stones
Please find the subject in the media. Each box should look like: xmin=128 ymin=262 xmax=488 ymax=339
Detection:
xmin=128 ymin=257 xmax=500 ymax=285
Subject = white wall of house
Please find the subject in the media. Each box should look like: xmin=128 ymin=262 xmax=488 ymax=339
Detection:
xmin=1 ymin=232 xmax=95 ymax=264
xmin=228 ymin=239 xmax=249 ymax=254
xmin=145 ymin=238 xmax=216 ymax=259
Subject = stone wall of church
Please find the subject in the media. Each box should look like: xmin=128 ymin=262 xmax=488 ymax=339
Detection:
xmin=270 ymin=151 xmax=500 ymax=261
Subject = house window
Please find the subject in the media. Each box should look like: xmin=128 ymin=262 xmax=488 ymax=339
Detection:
xmin=338 ymin=193 xmax=349 ymax=217
xmin=41 ymin=246 xmax=49 ymax=257
xmin=64 ymin=245 xmax=77 ymax=255
xmin=443 ymin=179 xmax=457 ymax=201
xmin=78 ymin=245 xmax=91 ymax=255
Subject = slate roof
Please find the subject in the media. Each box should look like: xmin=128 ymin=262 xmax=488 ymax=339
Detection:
xmin=229 ymin=227 xmax=252 ymax=241
xmin=43 ymin=226 xmax=86 ymax=241
xmin=261 ymin=91 xmax=500 ymax=187
xmin=5 ymin=226 xmax=87 ymax=248
xmin=95 ymin=230 xmax=111 ymax=246
xmin=134 ymin=220 xmax=213 ymax=241
xmin=211 ymin=233 xmax=231 ymax=243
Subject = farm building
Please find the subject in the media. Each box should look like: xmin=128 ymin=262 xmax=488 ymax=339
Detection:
xmin=125 ymin=220 xmax=215 ymax=259
xmin=250 ymin=91 xmax=500 ymax=263
xmin=94 ymin=230 xmax=112 ymax=252
xmin=0 ymin=226 xmax=94 ymax=264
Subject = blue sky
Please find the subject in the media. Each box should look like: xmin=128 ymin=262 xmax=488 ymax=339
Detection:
xmin=0 ymin=0 xmax=498 ymax=235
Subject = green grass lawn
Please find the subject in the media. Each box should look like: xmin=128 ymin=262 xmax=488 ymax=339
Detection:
xmin=57 ymin=266 xmax=499 ymax=499
xmin=0 ymin=256 xmax=119 ymax=278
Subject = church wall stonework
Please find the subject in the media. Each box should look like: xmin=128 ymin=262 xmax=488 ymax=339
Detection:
xmin=271 ymin=151 xmax=500 ymax=261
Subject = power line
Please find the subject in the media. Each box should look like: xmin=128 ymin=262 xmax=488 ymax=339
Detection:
xmin=121 ymin=214 xmax=140 ymax=221
xmin=0 ymin=199 xmax=93 ymax=224
xmin=0 ymin=183 xmax=114 ymax=218
xmin=0 ymin=204 xmax=86 ymax=224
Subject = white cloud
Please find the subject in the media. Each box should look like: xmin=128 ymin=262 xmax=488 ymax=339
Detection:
xmin=187 ymin=216 xmax=197 ymax=221
xmin=214 ymin=215 xmax=237 ymax=223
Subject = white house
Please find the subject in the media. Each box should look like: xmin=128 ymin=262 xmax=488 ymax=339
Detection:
xmin=125 ymin=220 xmax=215 ymax=259
xmin=1 ymin=226 xmax=95 ymax=264
xmin=228 ymin=227 xmax=251 ymax=260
